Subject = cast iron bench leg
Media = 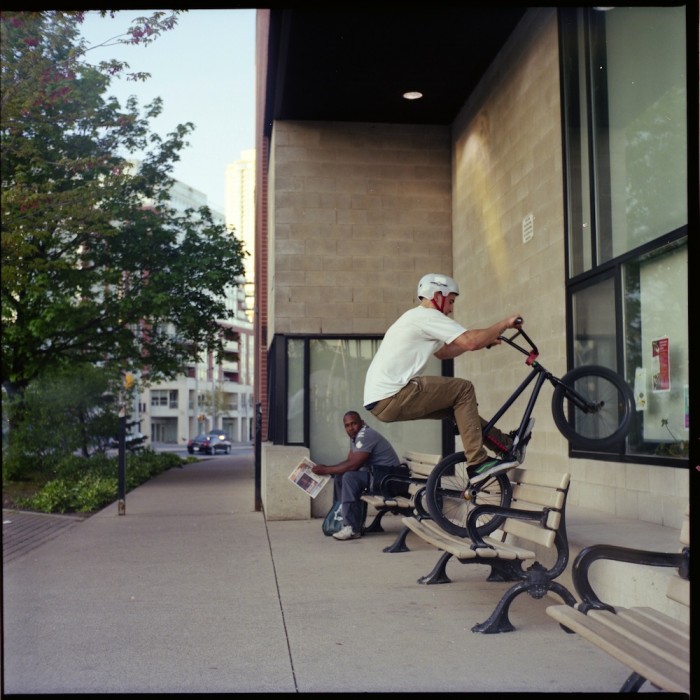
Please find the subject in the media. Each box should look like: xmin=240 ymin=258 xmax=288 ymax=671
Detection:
xmin=472 ymin=572 xmax=577 ymax=634
xmin=418 ymin=551 xmax=452 ymax=584
xmin=383 ymin=525 xmax=411 ymax=553
xmin=364 ymin=510 xmax=386 ymax=533
xmin=620 ymin=671 xmax=647 ymax=693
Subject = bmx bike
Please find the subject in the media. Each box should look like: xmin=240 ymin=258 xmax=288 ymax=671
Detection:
xmin=421 ymin=320 xmax=635 ymax=538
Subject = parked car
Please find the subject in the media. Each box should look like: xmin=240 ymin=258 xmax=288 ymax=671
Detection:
xmin=187 ymin=431 xmax=232 ymax=455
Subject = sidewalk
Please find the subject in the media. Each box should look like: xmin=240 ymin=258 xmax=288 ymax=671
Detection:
xmin=1 ymin=452 xmax=665 ymax=694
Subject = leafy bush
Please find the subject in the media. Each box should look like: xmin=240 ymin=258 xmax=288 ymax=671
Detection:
xmin=2 ymin=449 xmax=52 ymax=484
xmin=2 ymin=364 xmax=122 ymax=482
xmin=17 ymin=449 xmax=185 ymax=514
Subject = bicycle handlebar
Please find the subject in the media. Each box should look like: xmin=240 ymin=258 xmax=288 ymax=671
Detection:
xmin=486 ymin=317 xmax=540 ymax=362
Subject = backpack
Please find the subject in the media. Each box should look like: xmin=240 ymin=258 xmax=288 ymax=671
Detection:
xmin=322 ymin=500 xmax=344 ymax=536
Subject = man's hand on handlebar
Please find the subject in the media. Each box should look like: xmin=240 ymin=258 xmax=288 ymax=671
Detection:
xmin=507 ymin=315 xmax=524 ymax=330
xmin=486 ymin=315 xmax=523 ymax=349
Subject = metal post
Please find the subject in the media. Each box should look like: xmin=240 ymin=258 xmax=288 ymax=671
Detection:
xmin=254 ymin=402 xmax=262 ymax=511
xmin=117 ymin=405 xmax=126 ymax=515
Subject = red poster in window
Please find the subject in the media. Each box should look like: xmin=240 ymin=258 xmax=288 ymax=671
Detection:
xmin=651 ymin=337 xmax=670 ymax=393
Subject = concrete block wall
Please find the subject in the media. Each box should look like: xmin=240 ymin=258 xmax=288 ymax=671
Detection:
xmin=269 ymin=121 xmax=452 ymax=336
xmin=449 ymin=7 xmax=688 ymax=524
xmin=450 ymin=8 xmax=570 ymax=482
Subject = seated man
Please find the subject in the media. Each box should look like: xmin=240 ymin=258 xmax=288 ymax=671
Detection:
xmin=312 ymin=411 xmax=401 ymax=541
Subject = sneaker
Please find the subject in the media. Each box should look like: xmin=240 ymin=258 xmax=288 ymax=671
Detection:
xmin=332 ymin=525 xmax=361 ymax=540
xmin=511 ymin=418 xmax=535 ymax=464
xmin=468 ymin=456 xmax=519 ymax=485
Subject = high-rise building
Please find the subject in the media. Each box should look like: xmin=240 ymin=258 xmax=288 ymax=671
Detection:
xmin=225 ymin=149 xmax=255 ymax=321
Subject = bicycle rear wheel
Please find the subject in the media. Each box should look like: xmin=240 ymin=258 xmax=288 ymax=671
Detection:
xmin=424 ymin=452 xmax=512 ymax=538
xmin=551 ymin=364 xmax=635 ymax=450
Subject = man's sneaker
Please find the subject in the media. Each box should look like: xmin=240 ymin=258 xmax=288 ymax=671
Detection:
xmin=510 ymin=418 xmax=535 ymax=464
xmin=332 ymin=525 xmax=361 ymax=540
xmin=468 ymin=456 xmax=519 ymax=485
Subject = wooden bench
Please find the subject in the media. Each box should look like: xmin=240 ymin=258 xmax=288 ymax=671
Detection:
xmin=402 ymin=468 xmax=575 ymax=633
xmin=546 ymin=508 xmax=690 ymax=694
xmin=361 ymin=451 xmax=439 ymax=552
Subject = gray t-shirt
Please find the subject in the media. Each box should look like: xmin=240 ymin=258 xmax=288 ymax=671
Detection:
xmin=350 ymin=424 xmax=400 ymax=469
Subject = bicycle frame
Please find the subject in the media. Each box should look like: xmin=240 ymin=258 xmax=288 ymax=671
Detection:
xmin=482 ymin=327 xmax=576 ymax=449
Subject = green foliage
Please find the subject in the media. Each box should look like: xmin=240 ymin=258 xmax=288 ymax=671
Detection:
xmin=2 ymin=364 xmax=121 ymax=480
xmin=22 ymin=473 xmax=117 ymax=514
xmin=17 ymin=448 xmax=184 ymax=514
xmin=1 ymin=11 xmax=246 ymax=404
xmin=2 ymin=450 xmax=39 ymax=482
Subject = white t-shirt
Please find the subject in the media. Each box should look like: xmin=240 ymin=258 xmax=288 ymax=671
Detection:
xmin=363 ymin=306 xmax=467 ymax=405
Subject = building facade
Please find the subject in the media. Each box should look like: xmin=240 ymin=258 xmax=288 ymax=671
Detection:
xmin=254 ymin=7 xmax=691 ymax=525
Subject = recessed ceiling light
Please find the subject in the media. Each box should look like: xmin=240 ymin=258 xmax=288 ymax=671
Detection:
xmin=403 ymin=91 xmax=423 ymax=100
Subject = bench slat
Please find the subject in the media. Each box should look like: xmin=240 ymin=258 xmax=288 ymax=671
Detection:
xmin=592 ymin=608 xmax=690 ymax=661
xmin=546 ymin=606 xmax=689 ymax=694
xmin=402 ymin=517 xmax=537 ymax=561
xmin=510 ymin=483 xmax=566 ymax=509
xmin=403 ymin=451 xmax=440 ymax=465
xmin=617 ymin=606 xmax=689 ymax=638
xmin=362 ymin=494 xmax=411 ymax=509
xmin=502 ymin=518 xmax=557 ymax=549
xmin=403 ymin=452 xmax=440 ymax=479
xmin=510 ymin=468 xmax=570 ymax=490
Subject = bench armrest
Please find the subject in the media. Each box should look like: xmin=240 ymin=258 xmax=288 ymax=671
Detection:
xmin=372 ymin=474 xmax=413 ymax=499
xmin=466 ymin=504 xmax=547 ymax=549
xmin=572 ymin=543 xmax=690 ymax=614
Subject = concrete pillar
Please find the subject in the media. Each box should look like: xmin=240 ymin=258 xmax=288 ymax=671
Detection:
xmin=261 ymin=443 xmax=313 ymax=520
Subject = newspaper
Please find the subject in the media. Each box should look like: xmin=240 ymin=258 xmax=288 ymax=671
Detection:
xmin=288 ymin=457 xmax=330 ymax=498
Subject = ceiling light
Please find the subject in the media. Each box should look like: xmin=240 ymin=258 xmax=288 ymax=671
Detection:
xmin=403 ymin=91 xmax=423 ymax=100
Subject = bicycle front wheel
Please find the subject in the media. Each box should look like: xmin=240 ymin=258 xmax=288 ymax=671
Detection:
xmin=424 ymin=452 xmax=512 ymax=538
xmin=551 ymin=364 xmax=635 ymax=450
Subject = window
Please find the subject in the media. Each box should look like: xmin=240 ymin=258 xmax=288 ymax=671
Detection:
xmin=269 ymin=335 xmax=447 ymax=463
xmin=150 ymin=389 xmax=178 ymax=409
xmin=559 ymin=7 xmax=688 ymax=463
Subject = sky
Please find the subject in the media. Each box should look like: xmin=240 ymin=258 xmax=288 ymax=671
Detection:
xmin=79 ymin=9 xmax=256 ymax=212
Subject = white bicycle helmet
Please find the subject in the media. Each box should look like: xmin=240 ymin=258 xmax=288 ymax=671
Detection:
xmin=417 ymin=273 xmax=460 ymax=300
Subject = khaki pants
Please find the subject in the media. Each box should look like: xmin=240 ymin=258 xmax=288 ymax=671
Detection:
xmin=369 ymin=376 xmax=510 ymax=466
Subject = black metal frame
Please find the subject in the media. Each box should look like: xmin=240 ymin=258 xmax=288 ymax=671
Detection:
xmin=557 ymin=7 xmax=691 ymax=469
xmin=565 ymin=539 xmax=690 ymax=693
xmin=265 ymin=332 xmax=455 ymax=457
xmin=415 ymin=479 xmax=575 ymax=634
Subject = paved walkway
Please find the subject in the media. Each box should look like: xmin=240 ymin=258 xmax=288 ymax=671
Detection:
xmin=3 ymin=509 xmax=86 ymax=565
xmin=1 ymin=451 xmax=679 ymax=694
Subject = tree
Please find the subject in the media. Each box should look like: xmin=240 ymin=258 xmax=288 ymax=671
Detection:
xmin=1 ymin=11 xmax=246 ymax=405
xmin=199 ymin=383 xmax=230 ymax=430
xmin=2 ymin=364 xmax=121 ymax=480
